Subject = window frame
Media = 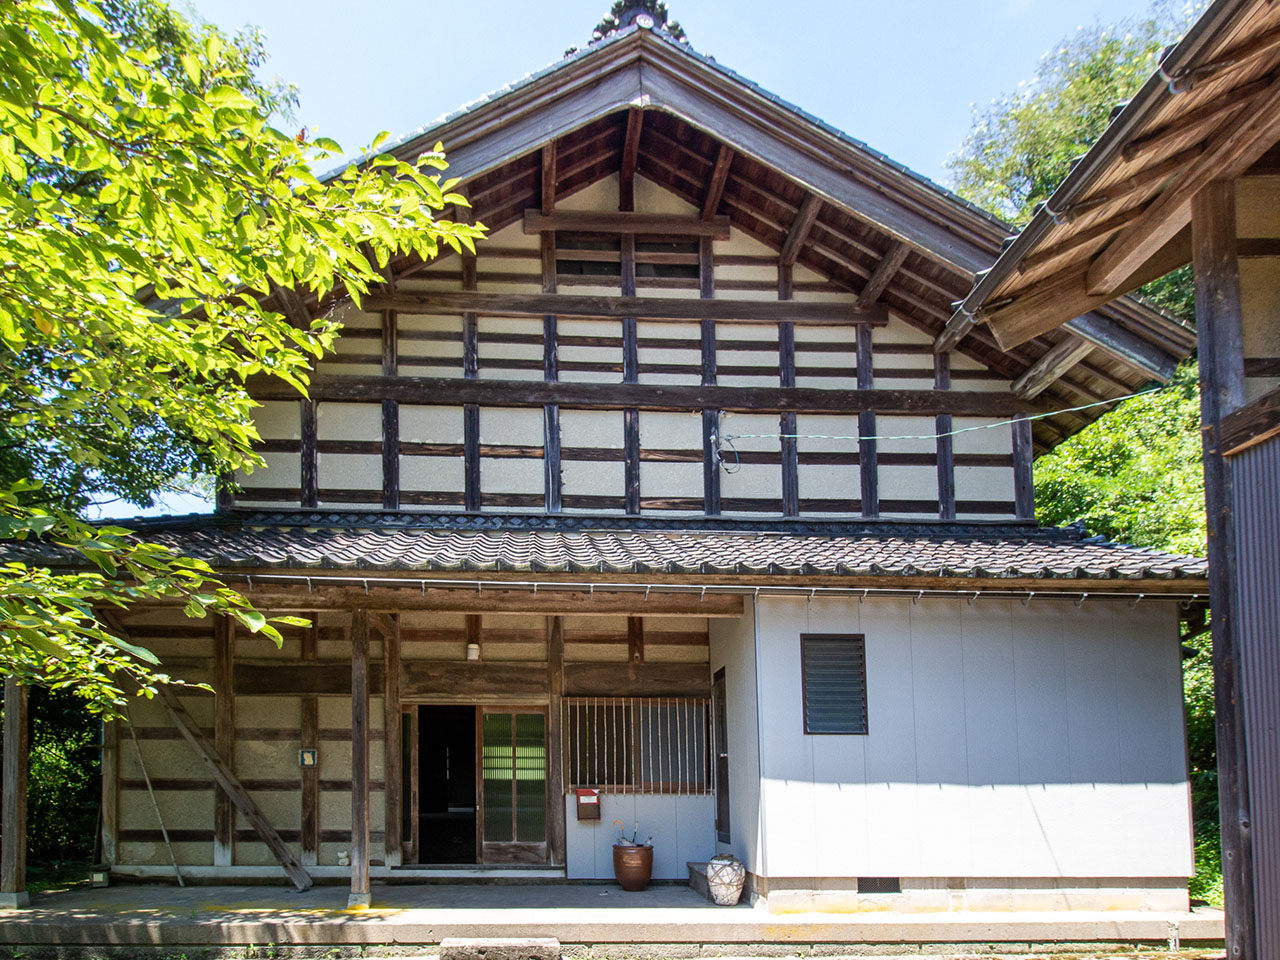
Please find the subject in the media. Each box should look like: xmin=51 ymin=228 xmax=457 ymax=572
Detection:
xmin=800 ymin=633 xmax=869 ymax=736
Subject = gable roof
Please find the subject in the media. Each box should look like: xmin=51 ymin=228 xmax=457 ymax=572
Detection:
xmin=298 ymin=23 xmax=1196 ymax=453
xmin=952 ymin=0 xmax=1277 ymax=349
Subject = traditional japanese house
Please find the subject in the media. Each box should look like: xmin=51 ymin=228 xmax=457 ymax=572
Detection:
xmin=1 ymin=9 xmax=1209 ymax=914
xmin=948 ymin=0 xmax=1280 ymax=952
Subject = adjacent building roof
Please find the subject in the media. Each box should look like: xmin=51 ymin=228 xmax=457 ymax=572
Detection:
xmin=951 ymin=0 xmax=1276 ymax=350
xmin=18 ymin=511 xmax=1205 ymax=589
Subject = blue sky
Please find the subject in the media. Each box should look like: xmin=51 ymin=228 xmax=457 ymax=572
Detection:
xmin=188 ymin=0 xmax=1167 ymax=187
xmin=107 ymin=0 xmax=1170 ymax=520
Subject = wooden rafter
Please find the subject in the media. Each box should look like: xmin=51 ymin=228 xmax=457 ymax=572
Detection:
xmin=780 ymin=194 xmax=822 ymax=267
xmin=702 ymin=144 xmax=734 ymax=221
xmin=1011 ymin=335 xmax=1095 ymax=399
xmin=856 ymin=241 xmax=911 ymax=308
xmin=619 ymin=108 xmax=643 ymax=211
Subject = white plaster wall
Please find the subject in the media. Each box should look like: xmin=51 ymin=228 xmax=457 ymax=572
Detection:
xmin=709 ymin=602 xmax=763 ymax=874
xmin=752 ymin=595 xmax=1191 ymax=880
xmin=564 ymin=793 xmax=715 ymax=880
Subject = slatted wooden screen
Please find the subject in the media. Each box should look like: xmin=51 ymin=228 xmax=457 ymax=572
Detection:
xmin=561 ymin=697 xmax=712 ymax=795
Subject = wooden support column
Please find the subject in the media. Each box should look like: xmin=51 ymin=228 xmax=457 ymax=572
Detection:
xmin=934 ymin=353 xmax=956 ymax=521
xmin=100 ymin=715 xmax=118 ymax=868
xmin=466 ymin=614 xmax=482 ymax=659
xmin=1 ymin=679 xmax=28 ymax=908
xmin=300 ymin=399 xmax=318 ymax=508
xmin=778 ymin=264 xmax=799 ymax=517
xmin=381 ymin=310 xmax=399 ymax=510
xmin=546 ymin=617 xmax=566 ymax=867
xmin=300 ymin=614 xmax=319 ymax=867
xmin=856 ymin=324 xmax=878 ymax=517
xmin=462 ymin=254 xmax=481 ymax=512
xmin=620 ymin=109 xmax=642 ymax=213
xmin=382 ymin=614 xmax=402 ymax=867
xmin=1193 ymin=180 xmax=1254 ymax=960
xmin=542 ymin=142 xmax=561 ymax=515
xmin=700 ymin=237 xmax=721 ymax=515
xmin=213 ymin=616 xmax=235 ymax=867
xmin=1011 ymin=415 xmax=1035 ymax=520
xmin=627 ymin=617 xmax=645 ymax=665
xmin=349 ymin=609 xmax=371 ymax=907
xmin=622 ymin=219 xmax=640 ymax=514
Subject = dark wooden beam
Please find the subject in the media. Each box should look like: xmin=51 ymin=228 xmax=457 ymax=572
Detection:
xmin=213 ymin=617 xmax=235 ymax=868
xmin=544 ymin=404 xmax=562 ymax=514
xmin=702 ymin=145 xmax=734 ymax=222
xmin=1 ymin=679 xmax=28 ymax=908
xmin=366 ymin=290 xmax=890 ymax=325
xmin=627 ymin=616 xmax=644 ymax=665
xmin=463 ymin=256 xmax=480 ymax=513
xmin=701 ymin=237 xmax=720 ymax=516
xmin=564 ymin=662 xmax=710 ymax=698
xmin=349 ymin=609 xmax=370 ymax=907
xmin=381 ymin=310 xmax=399 ymax=510
xmin=619 ymin=108 xmax=643 ymax=212
xmin=1192 ymin=180 xmax=1253 ymax=960
xmin=856 ymin=324 xmax=877 ymax=518
xmin=252 ymin=374 xmax=1039 ymax=417
xmin=934 ymin=352 xmax=955 ymax=521
xmin=300 ymin=615 xmax=319 ymax=867
xmin=778 ymin=265 xmax=799 ymax=518
xmin=1011 ymin=335 xmax=1094 ymax=400
xmin=780 ymin=195 xmax=822 ymax=268
xmin=383 ymin=614 xmax=402 ymax=868
xmin=1011 ymin=415 xmax=1035 ymax=520
xmin=524 ymin=210 xmax=731 ymax=238
xmin=856 ymin=241 xmax=911 ymax=309
xmin=154 ymin=684 xmax=313 ymax=890
xmin=300 ymin=400 xmax=317 ymax=508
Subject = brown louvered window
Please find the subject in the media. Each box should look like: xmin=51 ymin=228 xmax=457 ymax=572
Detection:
xmin=801 ymin=634 xmax=868 ymax=735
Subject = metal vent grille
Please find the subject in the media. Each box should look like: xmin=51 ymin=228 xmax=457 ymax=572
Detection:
xmin=858 ymin=877 xmax=901 ymax=894
xmin=801 ymin=634 xmax=868 ymax=735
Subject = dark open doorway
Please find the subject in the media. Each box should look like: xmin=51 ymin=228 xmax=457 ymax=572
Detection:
xmin=416 ymin=705 xmax=477 ymax=864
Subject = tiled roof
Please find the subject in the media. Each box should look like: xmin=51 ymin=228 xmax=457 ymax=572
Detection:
xmin=19 ymin=511 xmax=1207 ymax=584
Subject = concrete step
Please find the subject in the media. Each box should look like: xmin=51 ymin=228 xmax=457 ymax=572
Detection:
xmin=440 ymin=937 xmax=561 ymax=960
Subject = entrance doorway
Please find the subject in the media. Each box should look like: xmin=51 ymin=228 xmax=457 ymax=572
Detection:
xmin=408 ymin=705 xmax=549 ymax=865
xmin=416 ymin=706 xmax=477 ymax=864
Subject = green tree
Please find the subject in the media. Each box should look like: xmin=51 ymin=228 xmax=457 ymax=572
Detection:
xmin=949 ymin=1 xmax=1218 ymax=903
xmin=0 ymin=0 xmax=483 ymax=712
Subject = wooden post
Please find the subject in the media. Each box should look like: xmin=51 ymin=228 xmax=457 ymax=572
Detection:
xmin=700 ymin=237 xmax=721 ymax=516
xmin=856 ymin=324 xmax=878 ymax=517
xmin=778 ymin=264 xmax=799 ymax=517
xmin=383 ymin=614 xmax=402 ymax=868
xmin=406 ymin=708 xmax=419 ymax=864
xmin=1193 ymin=180 xmax=1254 ymax=960
xmin=350 ymin=608 xmax=371 ymax=907
xmin=382 ymin=310 xmax=400 ymax=510
xmin=213 ymin=616 xmax=235 ymax=867
xmin=300 ymin=399 xmax=318 ymax=508
xmin=627 ymin=617 xmax=645 ymax=665
xmin=934 ymin=352 xmax=956 ymax=521
xmin=546 ymin=617 xmax=566 ymax=867
xmin=300 ymin=613 xmax=319 ymax=867
xmin=1 ymin=679 xmax=28 ymax=908
xmin=463 ymin=253 xmax=480 ymax=512
xmin=100 ymin=716 xmax=118 ymax=867
xmin=1011 ymin=414 xmax=1035 ymax=520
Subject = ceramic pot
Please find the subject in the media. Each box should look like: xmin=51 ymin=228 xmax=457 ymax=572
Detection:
xmin=612 ymin=843 xmax=654 ymax=891
xmin=706 ymin=854 xmax=746 ymax=905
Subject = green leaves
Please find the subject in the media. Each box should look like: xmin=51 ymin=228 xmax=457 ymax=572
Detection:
xmin=0 ymin=0 xmax=486 ymax=713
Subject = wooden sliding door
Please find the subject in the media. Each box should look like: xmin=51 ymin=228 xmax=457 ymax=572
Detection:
xmin=478 ymin=707 xmax=548 ymax=864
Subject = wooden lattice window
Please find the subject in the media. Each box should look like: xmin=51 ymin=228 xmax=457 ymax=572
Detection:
xmin=562 ymin=697 xmax=713 ymax=795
